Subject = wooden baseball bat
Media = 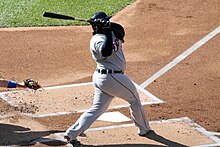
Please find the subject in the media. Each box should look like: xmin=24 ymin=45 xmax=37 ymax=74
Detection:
xmin=43 ymin=12 xmax=90 ymax=22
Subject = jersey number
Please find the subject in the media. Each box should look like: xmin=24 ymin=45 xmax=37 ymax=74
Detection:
xmin=113 ymin=38 xmax=120 ymax=52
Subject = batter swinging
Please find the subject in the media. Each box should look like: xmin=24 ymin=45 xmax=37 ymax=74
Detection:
xmin=64 ymin=12 xmax=151 ymax=145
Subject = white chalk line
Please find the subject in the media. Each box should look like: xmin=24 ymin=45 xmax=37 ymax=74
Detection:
xmin=24 ymin=100 xmax=164 ymax=118
xmin=43 ymin=82 xmax=93 ymax=90
xmin=31 ymin=117 xmax=219 ymax=147
xmin=194 ymin=144 xmax=220 ymax=147
xmin=4 ymin=117 xmax=220 ymax=146
xmin=0 ymin=92 xmax=17 ymax=106
xmin=0 ymin=81 xmax=164 ymax=118
xmin=209 ymin=132 xmax=220 ymax=136
xmin=140 ymin=25 xmax=220 ymax=88
xmin=134 ymin=82 xmax=164 ymax=103
xmin=182 ymin=117 xmax=220 ymax=147
xmin=137 ymin=25 xmax=220 ymax=146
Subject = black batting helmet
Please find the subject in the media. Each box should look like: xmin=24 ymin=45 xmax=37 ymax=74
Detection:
xmin=90 ymin=12 xmax=112 ymax=21
xmin=90 ymin=12 xmax=112 ymax=32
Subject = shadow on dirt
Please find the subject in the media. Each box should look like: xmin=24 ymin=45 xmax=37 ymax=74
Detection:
xmin=74 ymin=130 xmax=187 ymax=147
xmin=0 ymin=123 xmax=66 ymax=146
xmin=77 ymin=131 xmax=187 ymax=147
xmin=0 ymin=124 xmax=188 ymax=147
xmin=80 ymin=130 xmax=188 ymax=147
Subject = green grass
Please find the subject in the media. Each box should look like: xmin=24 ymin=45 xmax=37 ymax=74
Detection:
xmin=0 ymin=0 xmax=134 ymax=28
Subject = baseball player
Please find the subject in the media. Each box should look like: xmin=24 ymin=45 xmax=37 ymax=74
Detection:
xmin=0 ymin=79 xmax=41 ymax=90
xmin=64 ymin=12 xmax=151 ymax=146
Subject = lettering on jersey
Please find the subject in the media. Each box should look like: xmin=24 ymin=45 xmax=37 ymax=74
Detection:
xmin=113 ymin=38 xmax=121 ymax=52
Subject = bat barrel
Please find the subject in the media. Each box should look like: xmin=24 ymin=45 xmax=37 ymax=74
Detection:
xmin=43 ymin=12 xmax=89 ymax=22
xmin=43 ymin=12 xmax=75 ymax=20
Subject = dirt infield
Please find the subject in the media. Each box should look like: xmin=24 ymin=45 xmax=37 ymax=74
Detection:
xmin=1 ymin=83 xmax=155 ymax=116
xmin=0 ymin=0 xmax=220 ymax=146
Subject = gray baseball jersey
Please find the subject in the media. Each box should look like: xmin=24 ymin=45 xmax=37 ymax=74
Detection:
xmin=64 ymin=32 xmax=151 ymax=140
xmin=90 ymin=33 xmax=126 ymax=71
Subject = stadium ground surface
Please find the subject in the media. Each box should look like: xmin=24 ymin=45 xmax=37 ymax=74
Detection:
xmin=0 ymin=0 xmax=220 ymax=146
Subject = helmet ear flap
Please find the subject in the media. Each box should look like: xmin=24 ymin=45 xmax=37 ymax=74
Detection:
xmin=91 ymin=24 xmax=97 ymax=30
xmin=91 ymin=24 xmax=104 ymax=35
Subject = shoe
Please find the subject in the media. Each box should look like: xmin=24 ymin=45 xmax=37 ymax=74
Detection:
xmin=69 ymin=140 xmax=81 ymax=147
xmin=64 ymin=136 xmax=81 ymax=147
xmin=79 ymin=132 xmax=87 ymax=137
xmin=138 ymin=130 xmax=153 ymax=137
xmin=64 ymin=135 xmax=71 ymax=142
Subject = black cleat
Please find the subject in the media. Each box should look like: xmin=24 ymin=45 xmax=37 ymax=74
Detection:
xmin=138 ymin=130 xmax=154 ymax=137
xmin=64 ymin=136 xmax=81 ymax=147
xmin=69 ymin=140 xmax=81 ymax=147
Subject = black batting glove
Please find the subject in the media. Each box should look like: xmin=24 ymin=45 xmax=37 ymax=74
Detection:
xmin=93 ymin=18 xmax=111 ymax=28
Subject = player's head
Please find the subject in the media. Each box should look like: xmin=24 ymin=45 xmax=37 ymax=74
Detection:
xmin=89 ymin=12 xmax=112 ymax=34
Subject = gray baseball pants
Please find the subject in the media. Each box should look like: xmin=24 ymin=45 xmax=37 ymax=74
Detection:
xmin=64 ymin=71 xmax=151 ymax=140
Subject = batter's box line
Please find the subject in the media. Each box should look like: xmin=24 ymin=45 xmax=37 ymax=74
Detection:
xmin=30 ymin=117 xmax=220 ymax=147
xmin=0 ymin=81 xmax=164 ymax=118
xmin=140 ymin=25 xmax=220 ymax=88
xmin=43 ymin=81 xmax=164 ymax=105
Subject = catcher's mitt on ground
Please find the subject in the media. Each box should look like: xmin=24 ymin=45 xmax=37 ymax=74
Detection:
xmin=24 ymin=79 xmax=42 ymax=90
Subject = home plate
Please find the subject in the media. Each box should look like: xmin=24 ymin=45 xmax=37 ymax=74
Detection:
xmin=97 ymin=111 xmax=131 ymax=122
xmin=0 ymin=82 xmax=163 ymax=117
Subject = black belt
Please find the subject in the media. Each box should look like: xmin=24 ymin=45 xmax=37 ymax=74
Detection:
xmin=96 ymin=69 xmax=124 ymax=74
